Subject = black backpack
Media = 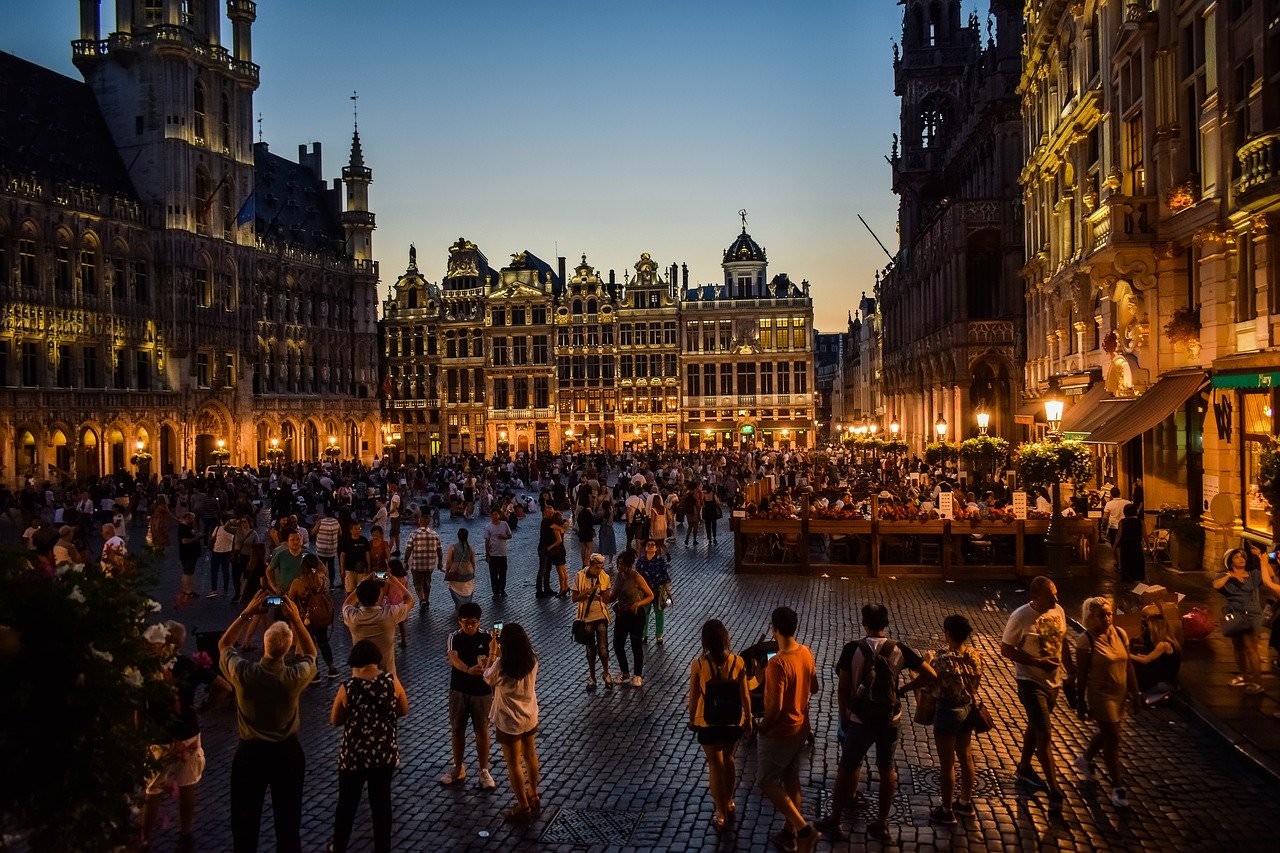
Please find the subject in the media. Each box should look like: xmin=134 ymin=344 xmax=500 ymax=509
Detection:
xmin=851 ymin=639 xmax=899 ymax=726
xmin=702 ymin=655 xmax=743 ymax=726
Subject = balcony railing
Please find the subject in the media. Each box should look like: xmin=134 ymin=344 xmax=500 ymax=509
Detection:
xmin=682 ymin=394 xmax=809 ymax=409
xmin=1235 ymin=131 xmax=1280 ymax=210
xmin=1086 ymin=196 xmax=1155 ymax=252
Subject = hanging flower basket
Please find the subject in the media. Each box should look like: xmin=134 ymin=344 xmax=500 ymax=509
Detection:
xmin=924 ymin=441 xmax=959 ymax=467
xmin=1163 ymin=306 xmax=1200 ymax=345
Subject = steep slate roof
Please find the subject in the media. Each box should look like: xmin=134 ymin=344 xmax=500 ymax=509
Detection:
xmin=252 ymin=142 xmax=345 ymax=254
xmin=0 ymin=51 xmax=138 ymax=199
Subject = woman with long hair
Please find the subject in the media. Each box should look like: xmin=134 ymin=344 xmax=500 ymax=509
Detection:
xmin=329 ymin=639 xmax=409 ymax=853
xmin=1129 ymin=604 xmax=1182 ymax=698
xmin=288 ymin=552 xmax=338 ymax=680
xmin=483 ymin=622 xmax=541 ymax=822
xmin=1212 ymin=547 xmax=1264 ymax=692
xmin=1073 ymin=596 xmax=1143 ymax=809
xmin=444 ymin=527 xmax=477 ymax=609
xmin=688 ymin=619 xmax=750 ymax=830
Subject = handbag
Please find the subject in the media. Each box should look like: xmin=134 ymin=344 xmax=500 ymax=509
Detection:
xmin=970 ymin=699 xmax=994 ymax=734
xmin=655 ymin=582 xmax=673 ymax=611
xmin=1221 ymin=608 xmax=1255 ymax=638
xmin=912 ymin=688 xmax=937 ymax=725
xmin=571 ymin=589 xmax=599 ymax=645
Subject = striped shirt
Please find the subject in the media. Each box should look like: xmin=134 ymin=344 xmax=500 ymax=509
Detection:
xmin=403 ymin=525 xmax=442 ymax=574
xmin=313 ymin=516 xmax=342 ymax=558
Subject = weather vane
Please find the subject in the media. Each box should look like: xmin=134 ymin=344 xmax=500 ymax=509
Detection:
xmin=256 ymin=112 xmax=263 ymax=143
xmin=739 ymin=209 xmax=748 ymax=232
xmin=351 ymin=90 xmax=359 ymax=129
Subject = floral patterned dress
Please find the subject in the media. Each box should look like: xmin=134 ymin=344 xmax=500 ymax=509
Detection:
xmin=338 ymin=672 xmax=400 ymax=772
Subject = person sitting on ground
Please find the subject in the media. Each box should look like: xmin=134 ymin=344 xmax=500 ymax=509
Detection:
xmin=1128 ymin=604 xmax=1181 ymax=702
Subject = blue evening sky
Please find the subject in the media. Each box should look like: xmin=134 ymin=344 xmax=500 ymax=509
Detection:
xmin=2 ymin=0 xmax=943 ymax=333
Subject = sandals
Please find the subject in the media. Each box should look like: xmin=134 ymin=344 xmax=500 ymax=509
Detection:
xmin=711 ymin=814 xmax=727 ymax=830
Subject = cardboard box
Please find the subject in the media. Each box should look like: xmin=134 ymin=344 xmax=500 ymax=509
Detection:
xmin=1114 ymin=611 xmax=1142 ymax=641
xmin=1132 ymin=583 xmax=1186 ymax=606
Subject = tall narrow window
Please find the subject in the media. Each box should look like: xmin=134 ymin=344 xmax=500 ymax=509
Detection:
xmin=79 ymin=249 xmax=98 ymax=295
xmin=1236 ymin=233 xmax=1257 ymax=323
xmin=220 ymin=93 xmax=231 ymax=151
xmin=193 ymin=81 xmax=206 ymax=142
xmin=18 ymin=240 xmax=36 ymax=287
xmin=55 ymin=247 xmax=72 ymax=290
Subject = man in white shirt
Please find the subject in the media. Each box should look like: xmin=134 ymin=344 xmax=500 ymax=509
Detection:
xmin=1101 ymin=487 xmax=1131 ymax=546
xmin=100 ymin=522 xmax=127 ymax=574
xmin=1000 ymin=576 xmax=1074 ymax=815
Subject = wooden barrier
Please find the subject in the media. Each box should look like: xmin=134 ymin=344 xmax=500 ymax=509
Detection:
xmin=730 ymin=496 xmax=1098 ymax=579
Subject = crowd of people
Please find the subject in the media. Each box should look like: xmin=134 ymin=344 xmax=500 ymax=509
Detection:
xmin=3 ymin=445 xmax=1279 ymax=851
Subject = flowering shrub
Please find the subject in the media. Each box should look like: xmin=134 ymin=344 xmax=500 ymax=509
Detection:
xmin=1014 ymin=439 xmax=1094 ymax=489
xmin=0 ymin=548 xmax=171 ymax=850
xmin=924 ymin=441 xmax=960 ymax=467
xmin=959 ymin=435 xmax=1010 ymax=481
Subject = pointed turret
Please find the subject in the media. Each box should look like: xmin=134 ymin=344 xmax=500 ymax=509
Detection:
xmin=341 ymin=96 xmax=375 ymax=263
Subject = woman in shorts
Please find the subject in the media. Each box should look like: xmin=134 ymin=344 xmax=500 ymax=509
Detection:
xmin=924 ymin=614 xmax=982 ymax=824
xmin=484 ymin=622 xmax=541 ymax=822
xmin=688 ymin=619 xmax=750 ymax=830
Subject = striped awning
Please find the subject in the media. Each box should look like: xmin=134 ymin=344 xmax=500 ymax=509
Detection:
xmin=1085 ymin=371 xmax=1209 ymax=445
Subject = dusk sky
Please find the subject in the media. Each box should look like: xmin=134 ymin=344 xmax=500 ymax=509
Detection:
xmin=3 ymin=0 xmax=927 ymax=333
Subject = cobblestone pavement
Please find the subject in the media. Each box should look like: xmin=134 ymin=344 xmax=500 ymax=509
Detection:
xmin=142 ymin=507 xmax=1279 ymax=852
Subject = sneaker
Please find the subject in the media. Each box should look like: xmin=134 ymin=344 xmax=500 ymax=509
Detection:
xmin=477 ymin=769 xmax=497 ymax=791
xmin=1016 ymin=767 xmax=1047 ymax=790
xmin=327 ymin=667 xmax=339 ymax=680
xmin=951 ymin=800 xmax=975 ymax=816
xmin=1074 ymin=754 xmax=1094 ymax=781
xmin=586 ymin=677 xmax=597 ymax=692
xmin=439 ymin=767 xmax=466 ymax=786
xmin=631 ymin=675 xmax=643 ymax=688
xmin=1109 ymin=788 xmax=1130 ymax=808
xmin=205 ymin=590 xmax=218 ymax=598
xmin=1229 ymin=676 xmax=1247 ymax=687
xmin=929 ymin=805 xmax=957 ymax=825
xmin=1245 ymin=682 xmax=1264 ymax=694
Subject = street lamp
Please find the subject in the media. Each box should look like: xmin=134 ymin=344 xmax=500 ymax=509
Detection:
xmin=976 ymin=408 xmax=990 ymax=436
xmin=889 ymin=417 xmax=900 ymax=436
xmin=1043 ymin=393 xmax=1069 ymax=575
xmin=325 ymin=435 xmax=339 ymax=459
xmin=935 ymin=415 xmax=948 ymax=438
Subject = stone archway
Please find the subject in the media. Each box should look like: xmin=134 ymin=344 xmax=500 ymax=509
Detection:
xmin=303 ymin=420 xmax=320 ymax=461
xmin=194 ymin=407 xmax=229 ymax=472
xmin=160 ymin=423 xmax=178 ymax=475
xmin=969 ymin=353 xmax=1014 ymax=440
xmin=78 ymin=427 xmax=100 ymax=479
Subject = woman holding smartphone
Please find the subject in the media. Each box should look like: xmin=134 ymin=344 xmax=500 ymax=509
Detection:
xmin=483 ymin=623 xmax=541 ymax=822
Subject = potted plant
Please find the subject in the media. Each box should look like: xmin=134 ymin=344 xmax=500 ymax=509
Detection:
xmin=959 ymin=435 xmax=1010 ymax=487
xmin=1013 ymin=439 xmax=1094 ymax=490
xmin=1164 ymin=306 xmax=1201 ymax=357
xmin=924 ymin=441 xmax=959 ymax=468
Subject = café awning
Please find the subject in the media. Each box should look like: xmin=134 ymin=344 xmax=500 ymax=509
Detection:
xmin=1058 ymin=382 xmax=1114 ymax=436
xmin=1085 ymin=371 xmax=1209 ymax=445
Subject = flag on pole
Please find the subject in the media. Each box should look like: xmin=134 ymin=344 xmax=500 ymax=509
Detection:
xmin=234 ymin=192 xmax=256 ymax=227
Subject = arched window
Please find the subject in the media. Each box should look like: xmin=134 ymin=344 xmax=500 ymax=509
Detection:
xmin=920 ymin=95 xmax=948 ymax=149
xmin=193 ymin=81 xmax=206 ymax=142
xmin=572 ymin=299 xmax=583 ymax=315
xmin=586 ymin=299 xmax=597 ymax=315
xmin=407 ymin=288 xmax=418 ymax=308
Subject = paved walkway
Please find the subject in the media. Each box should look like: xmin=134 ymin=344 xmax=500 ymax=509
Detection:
xmin=131 ymin=508 xmax=1277 ymax=852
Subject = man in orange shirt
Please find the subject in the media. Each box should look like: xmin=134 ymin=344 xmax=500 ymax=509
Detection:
xmin=757 ymin=606 xmax=819 ymax=853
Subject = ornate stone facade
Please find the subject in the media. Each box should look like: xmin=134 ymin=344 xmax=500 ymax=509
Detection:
xmin=1019 ymin=0 xmax=1280 ymax=549
xmin=0 ymin=2 xmax=381 ymax=485
xmin=380 ymin=220 xmax=817 ymax=458
xmin=879 ymin=0 xmax=1026 ymax=448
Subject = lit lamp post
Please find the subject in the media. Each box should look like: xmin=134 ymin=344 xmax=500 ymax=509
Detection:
xmin=498 ymin=428 xmax=508 ymax=453
xmin=976 ymin=408 xmax=990 ymax=436
xmin=1043 ymin=395 xmax=1069 ymax=576
xmin=325 ymin=435 xmax=340 ymax=461
xmin=564 ymin=428 xmax=574 ymax=452
xmin=267 ymin=437 xmax=283 ymax=467
xmin=131 ymin=439 xmax=152 ymax=473
xmin=210 ymin=437 xmax=229 ymax=469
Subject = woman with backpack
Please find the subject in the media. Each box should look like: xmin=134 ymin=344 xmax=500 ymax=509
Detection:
xmin=701 ymin=489 xmax=723 ymax=547
xmin=444 ymin=528 xmax=477 ymax=609
xmin=289 ymin=552 xmax=338 ymax=679
xmin=688 ymin=619 xmax=751 ymax=830
xmin=920 ymin=614 xmax=982 ymax=825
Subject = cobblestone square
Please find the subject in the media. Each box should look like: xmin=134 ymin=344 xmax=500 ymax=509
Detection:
xmin=145 ymin=509 xmax=1278 ymax=852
